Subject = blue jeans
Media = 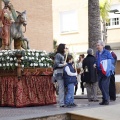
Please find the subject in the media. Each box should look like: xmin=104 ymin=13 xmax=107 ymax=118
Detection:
xmin=65 ymin=83 xmax=74 ymax=105
xmin=98 ymin=72 xmax=110 ymax=102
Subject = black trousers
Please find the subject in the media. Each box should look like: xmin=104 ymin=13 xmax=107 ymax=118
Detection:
xmin=81 ymin=81 xmax=84 ymax=93
xmin=81 ymin=73 xmax=85 ymax=93
xmin=74 ymin=73 xmax=84 ymax=95
xmin=74 ymin=82 xmax=84 ymax=95
xmin=109 ymin=74 xmax=116 ymax=100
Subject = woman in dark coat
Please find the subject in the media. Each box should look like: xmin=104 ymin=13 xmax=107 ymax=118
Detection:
xmin=83 ymin=48 xmax=99 ymax=102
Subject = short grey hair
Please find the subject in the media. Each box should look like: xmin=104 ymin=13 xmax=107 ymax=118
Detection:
xmin=97 ymin=40 xmax=105 ymax=47
xmin=87 ymin=48 xmax=94 ymax=55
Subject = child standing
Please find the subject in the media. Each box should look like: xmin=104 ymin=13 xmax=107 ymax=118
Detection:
xmin=63 ymin=55 xmax=77 ymax=107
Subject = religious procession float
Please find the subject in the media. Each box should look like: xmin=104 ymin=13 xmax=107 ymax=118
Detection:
xmin=0 ymin=0 xmax=56 ymax=107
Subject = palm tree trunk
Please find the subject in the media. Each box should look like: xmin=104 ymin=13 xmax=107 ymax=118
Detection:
xmin=88 ymin=0 xmax=101 ymax=53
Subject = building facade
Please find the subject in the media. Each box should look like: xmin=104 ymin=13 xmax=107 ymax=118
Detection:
xmin=107 ymin=0 xmax=120 ymax=74
xmin=52 ymin=0 xmax=120 ymax=74
xmin=0 ymin=0 xmax=53 ymax=52
xmin=107 ymin=0 xmax=120 ymax=51
xmin=52 ymin=0 xmax=88 ymax=54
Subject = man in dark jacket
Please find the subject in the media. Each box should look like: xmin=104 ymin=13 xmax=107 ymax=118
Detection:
xmin=105 ymin=45 xmax=117 ymax=101
xmin=83 ymin=48 xmax=99 ymax=102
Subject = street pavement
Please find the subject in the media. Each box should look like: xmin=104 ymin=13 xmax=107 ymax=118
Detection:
xmin=0 ymin=94 xmax=120 ymax=120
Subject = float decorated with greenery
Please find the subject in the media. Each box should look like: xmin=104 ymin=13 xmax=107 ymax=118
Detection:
xmin=0 ymin=49 xmax=53 ymax=70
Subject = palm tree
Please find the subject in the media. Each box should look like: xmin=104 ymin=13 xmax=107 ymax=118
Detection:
xmin=53 ymin=40 xmax=57 ymax=52
xmin=88 ymin=0 xmax=101 ymax=53
xmin=99 ymin=0 xmax=111 ymax=44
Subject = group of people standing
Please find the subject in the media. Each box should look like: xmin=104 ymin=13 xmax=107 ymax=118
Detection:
xmin=53 ymin=40 xmax=117 ymax=108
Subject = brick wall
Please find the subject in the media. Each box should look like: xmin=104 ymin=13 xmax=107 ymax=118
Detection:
xmin=0 ymin=1 xmax=2 ymax=26
xmin=1 ymin=0 xmax=53 ymax=52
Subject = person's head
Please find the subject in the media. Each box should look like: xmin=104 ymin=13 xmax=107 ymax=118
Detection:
xmin=66 ymin=54 xmax=73 ymax=63
xmin=87 ymin=48 xmax=94 ymax=55
xmin=79 ymin=54 xmax=84 ymax=61
xmin=96 ymin=40 xmax=105 ymax=52
xmin=56 ymin=43 xmax=67 ymax=55
xmin=105 ymin=45 xmax=111 ymax=51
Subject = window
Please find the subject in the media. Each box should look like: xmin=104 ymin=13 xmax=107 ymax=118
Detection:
xmin=106 ymin=22 xmax=110 ymax=27
xmin=60 ymin=10 xmax=78 ymax=33
xmin=106 ymin=17 xmax=120 ymax=28
xmin=107 ymin=4 xmax=120 ymax=29
xmin=112 ymin=18 xmax=119 ymax=25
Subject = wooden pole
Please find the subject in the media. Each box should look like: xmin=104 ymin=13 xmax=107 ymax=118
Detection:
xmin=65 ymin=52 xmax=68 ymax=63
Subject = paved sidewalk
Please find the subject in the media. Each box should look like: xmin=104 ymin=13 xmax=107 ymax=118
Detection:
xmin=68 ymin=103 xmax=120 ymax=120
xmin=0 ymin=95 xmax=120 ymax=120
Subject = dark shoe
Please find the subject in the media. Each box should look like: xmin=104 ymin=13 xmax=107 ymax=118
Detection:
xmin=110 ymin=99 xmax=116 ymax=102
xmin=60 ymin=104 xmax=72 ymax=108
xmin=60 ymin=105 xmax=66 ymax=107
xmin=99 ymin=101 xmax=109 ymax=105
xmin=82 ymin=92 xmax=84 ymax=95
xmin=65 ymin=104 xmax=72 ymax=108
xmin=93 ymin=99 xmax=99 ymax=102
xmin=88 ymin=99 xmax=94 ymax=102
xmin=70 ymin=103 xmax=77 ymax=107
xmin=99 ymin=101 xmax=104 ymax=105
xmin=104 ymin=101 xmax=109 ymax=105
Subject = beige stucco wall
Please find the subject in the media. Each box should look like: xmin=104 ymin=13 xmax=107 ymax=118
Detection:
xmin=1 ymin=0 xmax=53 ymax=52
xmin=52 ymin=0 xmax=88 ymax=54
xmin=53 ymin=0 xmax=120 ymax=58
xmin=111 ymin=0 xmax=120 ymax=4
xmin=107 ymin=28 xmax=120 ymax=43
xmin=106 ymin=1 xmax=120 ymax=72
xmin=107 ymin=0 xmax=120 ymax=45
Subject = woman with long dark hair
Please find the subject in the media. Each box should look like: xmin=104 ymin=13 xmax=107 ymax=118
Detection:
xmin=53 ymin=43 xmax=67 ymax=107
